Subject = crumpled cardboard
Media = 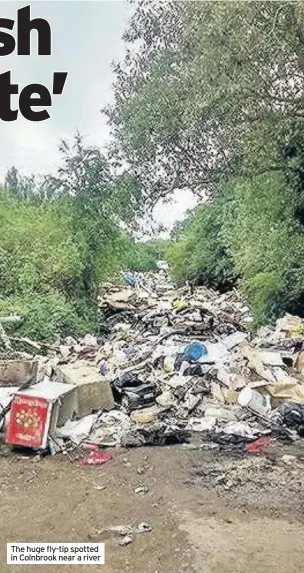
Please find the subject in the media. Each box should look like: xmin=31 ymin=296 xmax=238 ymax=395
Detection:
xmin=0 ymin=359 xmax=38 ymax=387
xmin=266 ymin=382 xmax=304 ymax=405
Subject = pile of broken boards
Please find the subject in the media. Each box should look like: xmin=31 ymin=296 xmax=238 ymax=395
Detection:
xmin=2 ymin=272 xmax=304 ymax=455
xmin=54 ymin=274 xmax=304 ymax=452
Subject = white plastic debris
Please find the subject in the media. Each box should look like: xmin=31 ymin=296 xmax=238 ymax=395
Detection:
xmin=186 ymin=417 xmax=216 ymax=432
xmin=222 ymin=331 xmax=248 ymax=349
xmin=223 ymin=421 xmax=262 ymax=439
xmin=204 ymin=406 xmax=237 ymax=423
xmin=83 ymin=334 xmax=98 ymax=346
xmin=56 ymin=414 xmax=98 ymax=444
xmin=238 ymin=387 xmax=271 ymax=416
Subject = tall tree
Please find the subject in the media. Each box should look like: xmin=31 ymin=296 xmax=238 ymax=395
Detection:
xmin=42 ymin=134 xmax=144 ymax=293
xmin=104 ymin=1 xmax=304 ymax=202
xmin=5 ymin=166 xmax=37 ymax=200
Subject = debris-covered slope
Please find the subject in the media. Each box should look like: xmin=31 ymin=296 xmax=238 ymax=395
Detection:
xmin=2 ymin=270 xmax=304 ymax=454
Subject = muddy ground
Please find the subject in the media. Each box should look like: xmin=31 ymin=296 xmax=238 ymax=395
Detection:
xmin=1 ymin=441 xmax=304 ymax=573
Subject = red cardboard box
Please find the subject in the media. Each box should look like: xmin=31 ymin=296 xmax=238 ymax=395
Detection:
xmin=6 ymin=381 xmax=78 ymax=450
xmin=7 ymin=394 xmax=50 ymax=449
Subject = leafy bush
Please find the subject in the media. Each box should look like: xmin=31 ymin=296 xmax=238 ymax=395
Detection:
xmin=0 ymin=293 xmax=100 ymax=341
xmin=121 ymin=237 xmax=168 ymax=272
xmin=0 ymin=137 xmax=143 ymax=341
xmin=103 ymin=0 xmax=304 ymax=328
xmin=0 ymin=193 xmax=84 ymax=298
xmin=167 ymin=203 xmax=237 ymax=291
xmin=222 ymin=173 xmax=304 ymax=324
xmin=167 ymin=170 xmax=304 ymax=325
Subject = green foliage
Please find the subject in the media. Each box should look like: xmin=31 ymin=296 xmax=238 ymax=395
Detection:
xmin=0 ymin=293 xmax=99 ymax=341
xmin=4 ymin=2 xmax=304 ymax=335
xmin=105 ymin=0 xmax=304 ymax=326
xmin=0 ymin=191 xmax=99 ymax=340
xmin=0 ymin=135 xmax=143 ymax=341
xmin=4 ymin=166 xmax=37 ymax=200
xmin=0 ymin=192 xmax=84 ymax=298
xmin=42 ymin=135 xmax=131 ymax=296
xmin=121 ymin=237 xmax=168 ymax=272
xmin=222 ymin=173 xmax=304 ymax=324
xmin=244 ymin=272 xmax=286 ymax=327
xmin=168 ymin=170 xmax=304 ymax=324
xmin=167 ymin=203 xmax=237 ymax=291
xmin=105 ymin=1 xmax=304 ymax=202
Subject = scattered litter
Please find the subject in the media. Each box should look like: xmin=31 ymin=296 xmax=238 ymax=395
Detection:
xmin=57 ymin=415 xmax=97 ymax=445
xmin=93 ymin=484 xmax=107 ymax=491
xmin=266 ymin=382 xmax=304 ymax=405
xmin=3 ymin=270 xmax=304 ymax=454
xmin=186 ymin=417 xmax=216 ymax=432
xmin=134 ymin=486 xmax=149 ymax=494
xmin=223 ymin=421 xmax=262 ymax=439
xmin=137 ymin=522 xmax=153 ymax=533
xmin=238 ymin=387 xmax=272 ymax=416
xmin=100 ymin=525 xmax=131 ymax=536
xmin=184 ymin=341 xmax=208 ymax=361
xmin=278 ymin=402 xmax=304 ymax=435
xmin=0 ymin=358 xmax=38 ymax=387
xmin=204 ymin=406 xmax=237 ymax=423
xmin=281 ymin=454 xmax=297 ymax=465
xmin=131 ymin=405 xmax=161 ymax=424
xmin=80 ymin=451 xmax=113 ymax=467
xmin=99 ymin=522 xmax=152 ymax=536
xmin=119 ymin=535 xmax=133 ymax=546
xmin=246 ymin=437 xmax=273 ymax=454
xmin=121 ymin=422 xmax=190 ymax=447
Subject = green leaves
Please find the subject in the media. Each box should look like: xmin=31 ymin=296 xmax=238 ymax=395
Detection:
xmin=0 ymin=135 xmax=144 ymax=341
xmin=168 ymin=168 xmax=304 ymax=325
xmin=104 ymin=0 xmax=304 ymax=325
xmin=0 ymin=293 xmax=100 ymax=342
xmin=105 ymin=1 xmax=304 ymax=203
xmin=168 ymin=202 xmax=237 ymax=291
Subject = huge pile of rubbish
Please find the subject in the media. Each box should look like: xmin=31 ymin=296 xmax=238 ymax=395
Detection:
xmin=2 ymin=269 xmax=304 ymax=454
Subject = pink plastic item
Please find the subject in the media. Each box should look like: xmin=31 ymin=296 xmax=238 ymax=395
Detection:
xmin=80 ymin=451 xmax=113 ymax=467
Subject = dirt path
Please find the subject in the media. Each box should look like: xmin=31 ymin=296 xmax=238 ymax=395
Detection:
xmin=1 ymin=444 xmax=304 ymax=573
